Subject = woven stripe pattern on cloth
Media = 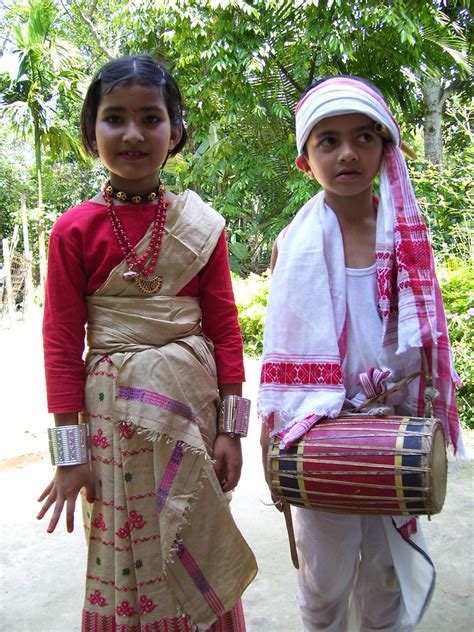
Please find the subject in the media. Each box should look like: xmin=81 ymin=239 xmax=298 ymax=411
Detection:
xmin=81 ymin=362 xmax=247 ymax=632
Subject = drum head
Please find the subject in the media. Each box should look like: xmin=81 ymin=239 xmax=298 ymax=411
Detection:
xmin=431 ymin=423 xmax=447 ymax=513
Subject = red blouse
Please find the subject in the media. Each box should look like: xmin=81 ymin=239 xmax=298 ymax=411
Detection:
xmin=43 ymin=199 xmax=244 ymax=413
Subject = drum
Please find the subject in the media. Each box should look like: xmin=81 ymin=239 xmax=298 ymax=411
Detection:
xmin=268 ymin=415 xmax=447 ymax=516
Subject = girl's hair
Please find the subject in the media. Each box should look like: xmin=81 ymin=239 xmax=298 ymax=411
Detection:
xmin=80 ymin=54 xmax=188 ymax=157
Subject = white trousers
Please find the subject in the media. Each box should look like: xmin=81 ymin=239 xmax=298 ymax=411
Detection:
xmin=295 ymin=509 xmax=413 ymax=632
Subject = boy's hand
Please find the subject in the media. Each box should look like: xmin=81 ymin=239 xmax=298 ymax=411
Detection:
xmin=261 ymin=423 xmax=284 ymax=512
xmin=37 ymin=463 xmax=95 ymax=533
xmin=212 ymin=433 xmax=243 ymax=493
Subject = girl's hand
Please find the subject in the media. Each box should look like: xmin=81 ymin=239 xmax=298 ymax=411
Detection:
xmin=212 ymin=434 xmax=243 ymax=493
xmin=37 ymin=463 xmax=95 ymax=533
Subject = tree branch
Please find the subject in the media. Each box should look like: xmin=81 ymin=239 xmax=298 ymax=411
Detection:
xmin=88 ymin=0 xmax=98 ymax=15
xmin=307 ymin=56 xmax=317 ymax=89
xmin=269 ymin=55 xmax=305 ymax=95
xmin=64 ymin=0 xmax=114 ymax=61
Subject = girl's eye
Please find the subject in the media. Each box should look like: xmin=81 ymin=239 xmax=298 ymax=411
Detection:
xmin=143 ymin=115 xmax=161 ymax=124
xmin=105 ymin=115 xmax=121 ymax=124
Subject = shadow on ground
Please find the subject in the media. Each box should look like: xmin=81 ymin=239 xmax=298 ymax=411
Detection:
xmin=1 ymin=313 xmax=472 ymax=631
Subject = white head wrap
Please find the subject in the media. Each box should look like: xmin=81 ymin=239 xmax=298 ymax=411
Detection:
xmin=295 ymin=77 xmax=400 ymax=155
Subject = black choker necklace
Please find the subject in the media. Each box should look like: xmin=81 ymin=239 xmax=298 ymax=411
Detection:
xmin=103 ymin=180 xmax=165 ymax=204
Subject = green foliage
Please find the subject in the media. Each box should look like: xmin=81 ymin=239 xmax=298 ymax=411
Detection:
xmin=110 ymin=0 xmax=472 ymax=274
xmin=0 ymin=0 xmax=472 ymax=283
xmin=443 ymin=92 xmax=474 ymax=162
xmin=410 ymin=159 xmax=473 ymax=260
xmin=232 ymin=271 xmax=270 ymax=356
xmin=0 ymin=134 xmax=35 ymax=241
xmin=438 ymin=260 xmax=474 ymax=429
xmin=0 ymin=131 xmax=101 ymax=281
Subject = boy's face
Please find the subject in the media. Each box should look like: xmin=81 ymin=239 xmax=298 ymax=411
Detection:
xmin=295 ymin=113 xmax=384 ymax=203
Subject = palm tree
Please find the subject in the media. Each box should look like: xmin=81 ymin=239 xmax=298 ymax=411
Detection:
xmin=0 ymin=0 xmax=86 ymax=290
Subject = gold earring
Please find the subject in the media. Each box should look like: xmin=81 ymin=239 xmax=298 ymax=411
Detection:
xmin=374 ymin=123 xmax=391 ymax=140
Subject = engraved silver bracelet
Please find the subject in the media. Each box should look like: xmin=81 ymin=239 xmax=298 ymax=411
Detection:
xmin=47 ymin=424 xmax=90 ymax=466
xmin=218 ymin=395 xmax=251 ymax=437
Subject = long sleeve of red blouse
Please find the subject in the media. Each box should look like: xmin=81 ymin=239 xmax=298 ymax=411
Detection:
xmin=43 ymin=225 xmax=89 ymax=414
xmin=195 ymin=233 xmax=244 ymax=384
xmin=43 ymin=201 xmax=244 ymax=413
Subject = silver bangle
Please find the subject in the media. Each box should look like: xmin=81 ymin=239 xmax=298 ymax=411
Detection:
xmin=47 ymin=424 xmax=90 ymax=467
xmin=218 ymin=395 xmax=251 ymax=437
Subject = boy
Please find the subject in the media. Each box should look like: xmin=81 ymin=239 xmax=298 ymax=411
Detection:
xmin=259 ymin=76 xmax=463 ymax=631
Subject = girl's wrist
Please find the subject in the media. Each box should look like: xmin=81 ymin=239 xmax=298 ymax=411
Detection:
xmin=53 ymin=412 xmax=80 ymax=427
xmin=217 ymin=395 xmax=251 ymax=437
xmin=49 ymin=412 xmax=88 ymax=466
xmin=48 ymin=423 xmax=90 ymax=467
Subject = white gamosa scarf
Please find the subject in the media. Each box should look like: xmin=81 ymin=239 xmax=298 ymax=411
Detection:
xmin=258 ymin=77 xmax=462 ymax=454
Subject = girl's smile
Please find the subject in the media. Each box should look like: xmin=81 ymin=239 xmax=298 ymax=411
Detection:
xmin=93 ymin=84 xmax=182 ymax=194
xmin=119 ymin=151 xmax=148 ymax=160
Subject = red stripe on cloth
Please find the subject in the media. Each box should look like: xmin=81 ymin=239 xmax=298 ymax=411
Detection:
xmin=386 ymin=147 xmax=434 ymax=347
xmin=261 ymin=361 xmax=343 ymax=386
xmin=397 ymin=516 xmax=418 ymax=541
xmin=117 ymin=387 xmax=196 ymax=421
xmin=358 ymin=368 xmax=391 ymax=399
xmin=175 ymin=540 xmax=225 ymax=616
xmin=209 ymin=600 xmax=246 ymax=632
xmin=83 ymin=610 xmax=218 ymax=631
xmin=156 ymin=441 xmax=185 ymax=514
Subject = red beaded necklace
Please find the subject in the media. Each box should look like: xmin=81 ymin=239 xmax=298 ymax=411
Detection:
xmin=103 ymin=181 xmax=168 ymax=295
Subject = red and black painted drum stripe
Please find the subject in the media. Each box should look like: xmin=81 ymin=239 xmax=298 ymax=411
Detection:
xmin=268 ymin=415 xmax=447 ymax=516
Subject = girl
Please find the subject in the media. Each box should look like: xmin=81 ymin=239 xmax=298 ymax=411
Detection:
xmin=258 ymin=76 xmax=463 ymax=631
xmin=37 ymin=55 xmax=257 ymax=632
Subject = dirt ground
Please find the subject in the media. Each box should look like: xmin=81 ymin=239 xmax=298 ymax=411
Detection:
xmin=0 ymin=310 xmax=473 ymax=631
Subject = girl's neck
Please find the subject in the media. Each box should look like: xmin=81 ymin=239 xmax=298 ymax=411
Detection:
xmin=89 ymin=189 xmax=178 ymax=207
xmin=108 ymin=174 xmax=161 ymax=196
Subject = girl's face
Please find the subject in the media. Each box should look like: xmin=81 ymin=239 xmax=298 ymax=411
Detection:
xmin=93 ymin=83 xmax=182 ymax=193
xmin=295 ymin=113 xmax=384 ymax=207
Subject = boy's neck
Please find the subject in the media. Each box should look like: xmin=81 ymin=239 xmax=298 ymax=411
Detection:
xmin=323 ymin=188 xmax=376 ymax=224
xmin=324 ymin=188 xmax=377 ymax=268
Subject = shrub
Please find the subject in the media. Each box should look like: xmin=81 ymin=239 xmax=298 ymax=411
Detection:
xmin=232 ymin=271 xmax=270 ymax=357
xmin=409 ymin=159 xmax=473 ymax=261
xmin=438 ymin=259 xmax=474 ymax=430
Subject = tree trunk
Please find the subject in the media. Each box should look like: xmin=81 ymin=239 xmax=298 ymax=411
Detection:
xmin=2 ymin=238 xmax=15 ymax=324
xmin=21 ymin=194 xmax=34 ymax=318
xmin=34 ymin=123 xmax=47 ymax=295
xmin=422 ymin=78 xmax=450 ymax=171
xmin=37 ymin=171 xmax=46 ymax=292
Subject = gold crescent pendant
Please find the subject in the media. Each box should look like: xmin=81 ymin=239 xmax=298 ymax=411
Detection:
xmin=135 ymin=275 xmax=163 ymax=295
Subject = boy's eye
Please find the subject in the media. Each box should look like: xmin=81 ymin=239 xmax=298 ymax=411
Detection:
xmin=359 ymin=132 xmax=375 ymax=143
xmin=320 ymin=136 xmax=337 ymax=147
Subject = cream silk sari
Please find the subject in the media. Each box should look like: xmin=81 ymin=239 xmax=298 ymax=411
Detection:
xmin=81 ymin=191 xmax=257 ymax=632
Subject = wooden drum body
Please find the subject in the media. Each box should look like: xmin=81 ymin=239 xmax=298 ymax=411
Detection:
xmin=268 ymin=415 xmax=447 ymax=516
